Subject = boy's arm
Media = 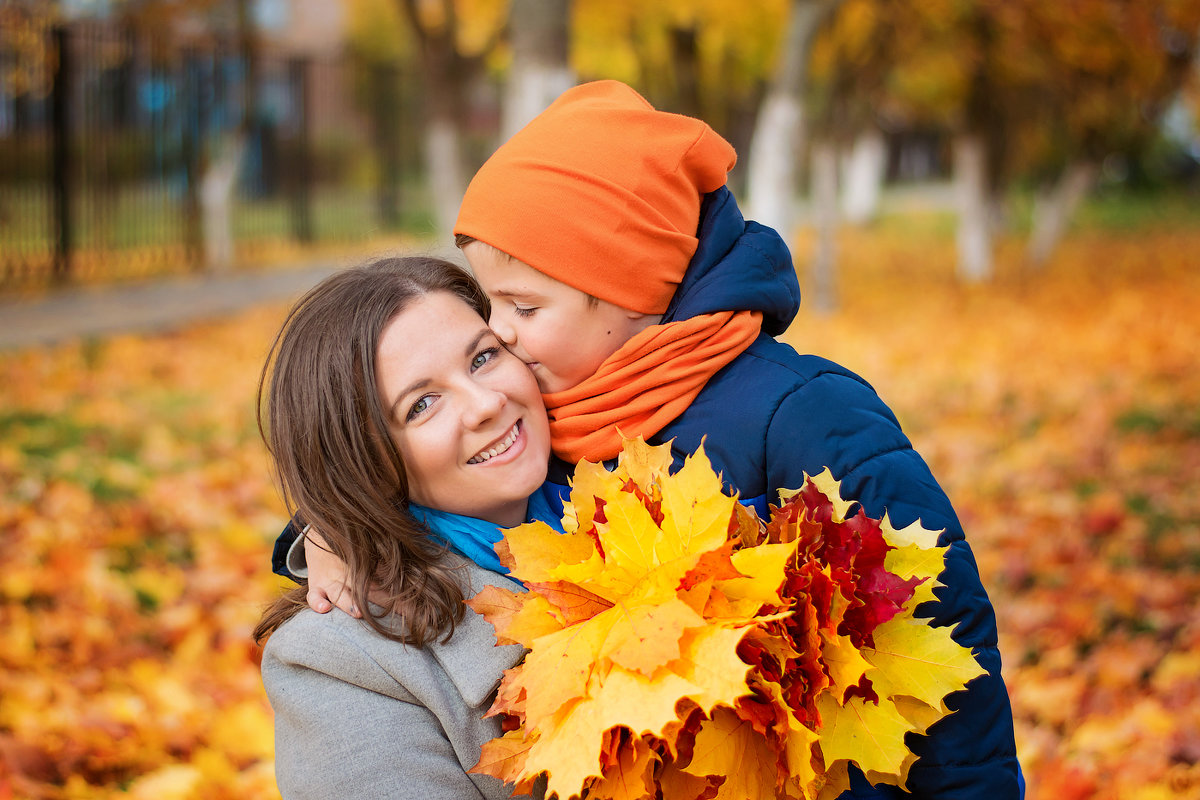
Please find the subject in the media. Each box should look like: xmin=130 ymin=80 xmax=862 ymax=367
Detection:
xmin=270 ymin=518 xmax=363 ymax=617
xmin=766 ymin=371 xmax=1022 ymax=798
xmin=271 ymin=519 xmax=304 ymax=578
xmin=301 ymin=528 xmax=363 ymax=617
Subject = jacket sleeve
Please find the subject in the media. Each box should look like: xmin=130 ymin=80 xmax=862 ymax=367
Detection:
xmin=261 ymin=612 xmax=527 ymax=800
xmin=765 ymin=369 xmax=1022 ymax=799
xmin=271 ymin=518 xmax=303 ymax=581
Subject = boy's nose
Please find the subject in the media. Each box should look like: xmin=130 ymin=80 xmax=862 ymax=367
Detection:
xmin=489 ymin=311 xmax=517 ymax=346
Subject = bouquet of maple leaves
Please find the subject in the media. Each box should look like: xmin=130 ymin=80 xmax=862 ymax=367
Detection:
xmin=466 ymin=438 xmax=985 ymax=800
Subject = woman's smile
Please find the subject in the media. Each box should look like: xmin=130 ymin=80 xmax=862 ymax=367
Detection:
xmin=467 ymin=420 xmax=525 ymax=465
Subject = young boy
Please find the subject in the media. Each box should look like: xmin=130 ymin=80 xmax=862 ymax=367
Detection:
xmin=280 ymin=80 xmax=1022 ymax=798
xmin=453 ymin=80 xmax=1022 ymax=799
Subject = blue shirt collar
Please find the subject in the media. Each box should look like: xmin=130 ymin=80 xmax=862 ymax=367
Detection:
xmin=408 ymin=482 xmax=566 ymax=575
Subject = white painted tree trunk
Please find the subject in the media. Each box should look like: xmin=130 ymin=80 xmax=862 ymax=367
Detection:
xmin=745 ymin=0 xmax=839 ymax=237
xmin=840 ymin=127 xmax=886 ymax=225
xmin=746 ymin=93 xmax=804 ymax=236
xmin=426 ymin=117 xmax=466 ymax=241
xmin=1027 ymin=160 xmax=1097 ymax=268
xmin=810 ymin=139 xmax=839 ymax=312
xmin=953 ymin=133 xmax=993 ymax=283
xmin=502 ymin=0 xmax=573 ymax=139
xmin=503 ymin=64 xmax=574 ymax=140
xmin=199 ymin=134 xmax=246 ymax=273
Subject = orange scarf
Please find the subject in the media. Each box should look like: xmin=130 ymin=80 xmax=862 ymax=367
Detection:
xmin=542 ymin=310 xmax=762 ymax=463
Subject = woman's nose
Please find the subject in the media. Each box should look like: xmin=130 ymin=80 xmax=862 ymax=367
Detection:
xmin=462 ymin=381 xmax=505 ymax=428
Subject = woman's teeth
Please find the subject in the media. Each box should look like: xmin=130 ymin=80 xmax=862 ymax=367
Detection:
xmin=467 ymin=423 xmax=520 ymax=464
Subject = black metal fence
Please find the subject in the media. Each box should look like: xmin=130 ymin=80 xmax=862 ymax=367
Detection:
xmin=0 ymin=20 xmax=427 ymax=293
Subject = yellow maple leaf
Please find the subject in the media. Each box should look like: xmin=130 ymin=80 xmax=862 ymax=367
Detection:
xmin=755 ymin=678 xmax=821 ymax=796
xmin=604 ymin=597 xmax=707 ymax=676
xmin=614 ymin=435 xmax=675 ymax=488
xmin=525 ymin=625 xmax=755 ymax=797
xmin=529 ymin=667 xmax=702 ymax=798
xmin=880 ymin=515 xmax=947 ymax=611
xmin=787 ymin=468 xmax=856 ymax=522
xmin=684 ymin=706 xmax=780 ymax=800
xmin=584 ymin=733 xmax=658 ymax=800
xmin=863 ymin=615 xmax=987 ymax=713
xmin=561 ymin=455 xmax=627 ymax=536
xmin=466 ymin=585 xmax=564 ymax=646
xmin=667 ymin=625 xmax=755 ymax=712
xmin=820 ymin=630 xmax=874 ymax=698
xmin=658 ymin=761 xmax=725 ymax=800
xmin=594 ymin=487 xmax=674 ymax=593
xmin=502 ymin=520 xmax=600 ymax=584
xmin=720 ymin=541 xmax=798 ymax=612
xmin=880 ymin=514 xmax=943 ymax=550
xmin=472 ymin=729 xmax=535 ymax=789
xmin=812 ymin=759 xmax=852 ymax=800
xmin=515 ymin=610 xmax=623 ymax=725
xmin=890 ymin=694 xmax=944 ymax=737
xmin=657 ymin=446 xmax=735 ymax=562
xmin=815 ymin=691 xmax=913 ymax=783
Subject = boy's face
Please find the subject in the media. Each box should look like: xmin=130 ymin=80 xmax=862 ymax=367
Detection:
xmin=463 ymin=242 xmax=651 ymax=394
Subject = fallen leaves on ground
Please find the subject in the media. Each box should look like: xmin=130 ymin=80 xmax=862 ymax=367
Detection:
xmin=0 ymin=307 xmax=291 ymax=799
xmin=1 ymin=223 xmax=1198 ymax=799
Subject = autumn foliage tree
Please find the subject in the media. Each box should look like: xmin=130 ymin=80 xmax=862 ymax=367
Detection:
xmin=806 ymin=0 xmax=1200 ymax=278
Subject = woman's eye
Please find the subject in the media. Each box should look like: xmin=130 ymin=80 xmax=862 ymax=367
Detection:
xmin=406 ymin=396 xmax=432 ymax=421
xmin=472 ymin=346 xmax=500 ymax=370
xmin=513 ymin=306 xmax=537 ymax=318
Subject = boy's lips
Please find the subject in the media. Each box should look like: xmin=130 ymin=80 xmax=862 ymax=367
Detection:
xmin=467 ymin=420 xmax=524 ymax=465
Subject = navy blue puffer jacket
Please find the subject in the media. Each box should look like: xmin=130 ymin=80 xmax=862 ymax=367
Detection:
xmin=546 ymin=187 xmax=1022 ymax=799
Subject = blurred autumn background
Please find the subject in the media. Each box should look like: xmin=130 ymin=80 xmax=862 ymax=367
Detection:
xmin=2 ymin=0 xmax=1199 ymax=798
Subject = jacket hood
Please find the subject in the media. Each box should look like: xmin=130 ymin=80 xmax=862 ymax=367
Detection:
xmin=662 ymin=187 xmax=801 ymax=336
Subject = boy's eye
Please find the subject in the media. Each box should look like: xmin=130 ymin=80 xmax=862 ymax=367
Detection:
xmin=513 ymin=306 xmax=537 ymax=318
xmin=406 ymin=395 xmax=433 ymax=421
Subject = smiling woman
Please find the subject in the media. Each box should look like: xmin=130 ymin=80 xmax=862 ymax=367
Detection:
xmin=251 ymin=256 xmax=559 ymax=800
xmin=376 ymin=291 xmax=550 ymax=527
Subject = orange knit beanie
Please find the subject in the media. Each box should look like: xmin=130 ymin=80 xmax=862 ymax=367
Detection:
xmin=454 ymin=80 xmax=736 ymax=315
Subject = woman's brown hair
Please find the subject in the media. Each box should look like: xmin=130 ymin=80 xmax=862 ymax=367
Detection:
xmin=252 ymin=256 xmax=492 ymax=647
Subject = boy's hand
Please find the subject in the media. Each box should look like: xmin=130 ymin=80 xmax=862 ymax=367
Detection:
xmin=304 ymin=529 xmax=361 ymax=618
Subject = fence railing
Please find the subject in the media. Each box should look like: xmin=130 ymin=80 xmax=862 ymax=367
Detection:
xmin=0 ymin=20 xmax=427 ymax=293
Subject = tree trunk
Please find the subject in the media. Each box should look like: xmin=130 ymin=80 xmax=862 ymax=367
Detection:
xmin=502 ymin=0 xmax=573 ymax=139
xmin=667 ymin=24 xmax=703 ymax=120
xmin=1026 ymin=160 xmax=1097 ymax=268
xmin=953 ymin=133 xmax=993 ymax=283
xmin=745 ymin=0 xmax=841 ymax=237
xmin=199 ymin=134 xmax=246 ymax=273
xmin=746 ymin=93 xmax=804 ymax=235
xmin=425 ymin=116 xmax=466 ymax=239
xmin=810 ymin=139 xmax=839 ymax=312
xmin=197 ymin=0 xmax=254 ymax=273
xmin=840 ymin=127 xmax=886 ymax=225
xmin=398 ymin=0 xmax=493 ymax=240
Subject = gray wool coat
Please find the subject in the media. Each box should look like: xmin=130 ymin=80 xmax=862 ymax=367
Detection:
xmin=261 ymin=560 xmax=534 ymax=800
